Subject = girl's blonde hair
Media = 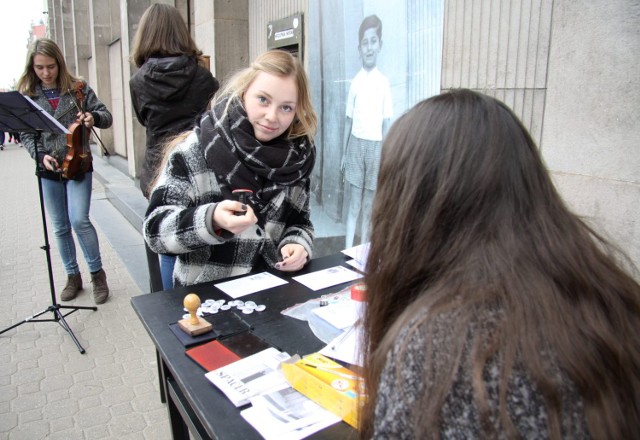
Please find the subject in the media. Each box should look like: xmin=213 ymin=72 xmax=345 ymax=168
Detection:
xmin=148 ymin=131 xmax=192 ymax=195
xmin=149 ymin=51 xmax=318 ymax=192
xmin=216 ymin=50 xmax=317 ymax=139
xmin=17 ymin=38 xmax=80 ymax=96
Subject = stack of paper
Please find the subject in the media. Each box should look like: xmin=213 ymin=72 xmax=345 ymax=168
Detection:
xmin=241 ymin=383 xmax=341 ymax=440
xmin=341 ymin=242 xmax=370 ymax=272
xmin=205 ymin=348 xmax=342 ymax=439
xmin=205 ymin=347 xmax=291 ymax=407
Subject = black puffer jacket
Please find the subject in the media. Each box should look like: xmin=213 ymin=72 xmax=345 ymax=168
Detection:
xmin=130 ymin=55 xmax=219 ymax=197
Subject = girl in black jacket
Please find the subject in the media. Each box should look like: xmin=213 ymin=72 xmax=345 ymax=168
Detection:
xmin=130 ymin=3 xmax=219 ymax=289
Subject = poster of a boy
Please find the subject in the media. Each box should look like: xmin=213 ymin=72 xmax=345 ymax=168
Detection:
xmin=341 ymin=14 xmax=393 ymax=248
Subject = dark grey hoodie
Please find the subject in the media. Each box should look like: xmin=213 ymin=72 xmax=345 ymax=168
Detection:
xmin=130 ymin=54 xmax=219 ymax=197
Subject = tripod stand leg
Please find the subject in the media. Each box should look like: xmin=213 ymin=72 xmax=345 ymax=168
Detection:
xmin=53 ymin=307 xmax=87 ymax=354
xmin=59 ymin=305 xmax=98 ymax=312
xmin=0 ymin=305 xmax=55 ymax=335
xmin=1 ymin=304 xmax=95 ymax=354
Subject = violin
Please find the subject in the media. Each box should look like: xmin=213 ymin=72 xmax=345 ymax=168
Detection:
xmin=62 ymin=82 xmax=93 ymax=180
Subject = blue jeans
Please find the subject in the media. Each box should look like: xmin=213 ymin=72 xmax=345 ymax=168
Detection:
xmin=160 ymin=254 xmax=176 ymax=290
xmin=41 ymin=173 xmax=102 ymax=275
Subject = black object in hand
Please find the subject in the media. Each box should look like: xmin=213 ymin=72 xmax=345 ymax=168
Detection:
xmin=232 ymin=189 xmax=253 ymax=216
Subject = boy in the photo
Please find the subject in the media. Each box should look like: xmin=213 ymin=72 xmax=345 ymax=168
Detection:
xmin=342 ymin=14 xmax=393 ymax=248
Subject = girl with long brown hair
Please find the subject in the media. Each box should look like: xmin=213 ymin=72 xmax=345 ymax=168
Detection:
xmin=360 ymin=89 xmax=639 ymax=438
xmin=17 ymin=38 xmax=113 ymax=304
xmin=130 ymin=3 xmax=219 ymax=289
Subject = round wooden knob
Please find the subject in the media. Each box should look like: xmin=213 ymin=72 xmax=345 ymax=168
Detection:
xmin=184 ymin=293 xmax=201 ymax=325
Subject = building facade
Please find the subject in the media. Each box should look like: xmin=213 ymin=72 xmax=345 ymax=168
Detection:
xmin=45 ymin=0 xmax=640 ymax=267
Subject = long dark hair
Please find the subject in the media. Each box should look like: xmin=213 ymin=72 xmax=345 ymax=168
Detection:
xmin=130 ymin=3 xmax=203 ymax=68
xmin=360 ymin=89 xmax=640 ymax=438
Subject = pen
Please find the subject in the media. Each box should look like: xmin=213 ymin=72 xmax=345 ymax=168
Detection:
xmin=299 ymin=362 xmax=361 ymax=381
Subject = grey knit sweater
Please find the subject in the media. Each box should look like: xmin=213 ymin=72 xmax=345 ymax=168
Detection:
xmin=373 ymin=314 xmax=589 ymax=439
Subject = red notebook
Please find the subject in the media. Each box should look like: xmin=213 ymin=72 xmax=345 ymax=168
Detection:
xmin=186 ymin=340 xmax=242 ymax=372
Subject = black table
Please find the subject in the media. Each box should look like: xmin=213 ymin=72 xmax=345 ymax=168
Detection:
xmin=131 ymin=253 xmax=359 ymax=439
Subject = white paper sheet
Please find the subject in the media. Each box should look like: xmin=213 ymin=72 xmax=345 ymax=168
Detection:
xmin=292 ymin=266 xmax=362 ymax=291
xmin=318 ymin=324 xmax=363 ymax=367
xmin=311 ymin=300 xmax=364 ymax=330
xmin=240 ymin=384 xmax=341 ymax=440
xmin=344 ymin=258 xmax=366 ymax=272
xmin=204 ymin=347 xmax=292 ymax=407
xmin=341 ymin=242 xmax=370 ymax=271
xmin=215 ymin=272 xmax=288 ymax=299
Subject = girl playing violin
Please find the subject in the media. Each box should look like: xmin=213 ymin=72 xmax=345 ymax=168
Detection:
xmin=17 ymin=38 xmax=113 ymax=304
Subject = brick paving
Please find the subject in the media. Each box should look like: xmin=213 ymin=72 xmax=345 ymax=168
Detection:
xmin=0 ymin=141 xmax=171 ymax=439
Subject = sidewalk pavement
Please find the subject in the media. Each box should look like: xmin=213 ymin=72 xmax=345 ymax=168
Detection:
xmin=0 ymin=141 xmax=171 ymax=439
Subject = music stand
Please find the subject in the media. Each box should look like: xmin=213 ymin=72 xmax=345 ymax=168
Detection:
xmin=0 ymin=91 xmax=97 ymax=354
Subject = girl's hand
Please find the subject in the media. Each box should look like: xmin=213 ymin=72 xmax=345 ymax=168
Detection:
xmin=212 ymin=200 xmax=258 ymax=235
xmin=77 ymin=111 xmax=94 ymax=129
xmin=43 ymin=154 xmax=60 ymax=172
xmin=275 ymin=244 xmax=308 ymax=272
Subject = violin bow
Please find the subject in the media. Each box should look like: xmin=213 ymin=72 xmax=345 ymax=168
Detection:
xmin=68 ymin=83 xmax=111 ymax=157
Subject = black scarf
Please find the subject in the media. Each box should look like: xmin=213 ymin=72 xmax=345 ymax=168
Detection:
xmin=196 ymin=96 xmax=315 ymax=214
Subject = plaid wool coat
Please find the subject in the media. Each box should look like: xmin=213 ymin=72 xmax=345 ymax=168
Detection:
xmin=143 ymin=132 xmax=314 ymax=287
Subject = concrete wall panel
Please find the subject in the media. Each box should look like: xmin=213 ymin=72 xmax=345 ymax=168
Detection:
xmin=109 ymin=41 xmax=127 ymax=157
xmin=71 ymin=0 xmax=91 ymax=80
xmin=442 ymin=0 xmax=552 ymax=146
xmin=194 ymin=0 xmax=215 ymax=79
xmin=552 ymin=173 xmax=640 ymax=269
xmin=542 ymin=1 xmax=640 ymax=181
xmin=542 ymin=0 xmax=640 ymax=268
xmin=213 ymin=18 xmax=249 ymax=82
xmin=196 ymin=0 xmax=248 ymax=84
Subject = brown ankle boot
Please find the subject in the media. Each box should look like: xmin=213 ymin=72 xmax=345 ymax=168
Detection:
xmin=91 ymin=269 xmax=110 ymax=304
xmin=60 ymin=273 xmax=82 ymax=301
